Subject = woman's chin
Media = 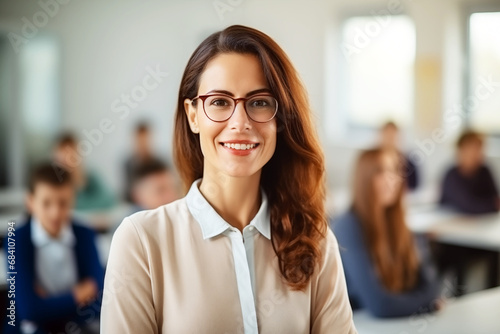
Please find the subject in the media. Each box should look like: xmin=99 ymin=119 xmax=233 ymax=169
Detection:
xmin=220 ymin=165 xmax=260 ymax=179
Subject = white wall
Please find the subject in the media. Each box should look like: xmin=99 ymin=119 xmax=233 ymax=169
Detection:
xmin=0 ymin=0 xmax=498 ymax=195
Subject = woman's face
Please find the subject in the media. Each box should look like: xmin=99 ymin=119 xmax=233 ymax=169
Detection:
xmin=184 ymin=53 xmax=277 ymax=179
xmin=373 ymin=152 xmax=403 ymax=208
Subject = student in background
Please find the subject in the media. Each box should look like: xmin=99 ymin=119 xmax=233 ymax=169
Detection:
xmin=53 ymin=133 xmax=116 ymax=211
xmin=4 ymin=163 xmax=104 ymax=334
xmin=332 ymin=148 xmax=441 ymax=318
xmin=436 ymin=130 xmax=500 ymax=294
xmin=123 ymin=122 xmax=161 ymax=202
xmin=130 ymin=158 xmax=179 ymax=211
xmin=439 ymin=130 xmax=500 ymax=214
xmin=379 ymin=121 xmax=420 ymax=190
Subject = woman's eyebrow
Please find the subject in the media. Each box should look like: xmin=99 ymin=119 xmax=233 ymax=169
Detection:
xmin=245 ymin=88 xmax=272 ymax=97
xmin=204 ymin=88 xmax=272 ymax=97
xmin=205 ymin=89 xmax=233 ymax=96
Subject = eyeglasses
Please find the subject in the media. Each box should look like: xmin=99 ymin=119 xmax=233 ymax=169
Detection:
xmin=191 ymin=94 xmax=278 ymax=123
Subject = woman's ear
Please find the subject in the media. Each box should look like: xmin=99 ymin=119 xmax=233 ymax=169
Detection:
xmin=184 ymin=98 xmax=199 ymax=133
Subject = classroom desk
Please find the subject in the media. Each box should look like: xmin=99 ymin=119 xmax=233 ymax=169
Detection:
xmin=407 ymin=205 xmax=500 ymax=252
xmin=408 ymin=206 xmax=500 ymax=290
xmin=353 ymin=286 xmax=500 ymax=334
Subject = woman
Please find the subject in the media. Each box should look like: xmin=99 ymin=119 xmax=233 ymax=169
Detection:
xmin=101 ymin=25 xmax=356 ymax=333
xmin=332 ymin=148 xmax=441 ymax=318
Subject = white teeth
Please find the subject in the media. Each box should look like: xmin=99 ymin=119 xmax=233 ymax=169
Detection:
xmin=223 ymin=143 xmax=257 ymax=150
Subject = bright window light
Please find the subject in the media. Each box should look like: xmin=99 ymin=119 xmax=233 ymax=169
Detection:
xmin=468 ymin=12 xmax=500 ymax=133
xmin=339 ymin=15 xmax=415 ymax=129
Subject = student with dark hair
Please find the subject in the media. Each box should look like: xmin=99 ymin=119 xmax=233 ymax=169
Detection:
xmin=439 ymin=130 xmax=500 ymax=214
xmin=53 ymin=132 xmax=115 ymax=211
xmin=123 ymin=122 xmax=162 ymax=202
xmin=435 ymin=130 xmax=500 ymax=295
xmin=332 ymin=148 xmax=441 ymax=318
xmin=129 ymin=158 xmax=178 ymax=211
xmin=379 ymin=121 xmax=420 ymax=190
xmin=102 ymin=25 xmax=355 ymax=333
xmin=3 ymin=163 xmax=104 ymax=334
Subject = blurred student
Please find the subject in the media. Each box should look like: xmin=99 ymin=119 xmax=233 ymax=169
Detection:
xmin=332 ymin=148 xmax=441 ymax=318
xmin=439 ymin=130 xmax=500 ymax=214
xmin=4 ymin=163 xmax=104 ymax=334
xmin=123 ymin=122 xmax=161 ymax=202
xmin=130 ymin=159 xmax=179 ymax=211
xmin=436 ymin=130 xmax=500 ymax=294
xmin=379 ymin=121 xmax=420 ymax=190
xmin=54 ymin=133 xmax=115 ymax=211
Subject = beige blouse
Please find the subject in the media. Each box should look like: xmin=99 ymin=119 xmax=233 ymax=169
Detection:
xmin=101 ymin=179 xmax=357 ymax=333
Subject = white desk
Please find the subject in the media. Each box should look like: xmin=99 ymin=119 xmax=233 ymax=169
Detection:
xmin=407 ymin=206 xmax=500 ymax=252
xmin=353 ymin=287 xmax=500 ymax=334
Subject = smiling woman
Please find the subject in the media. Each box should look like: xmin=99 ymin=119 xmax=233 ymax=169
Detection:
xmin=101 ymin=25 xmax=356 ymax=334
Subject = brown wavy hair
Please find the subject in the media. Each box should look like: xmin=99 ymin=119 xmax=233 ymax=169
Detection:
xmin=173 ymin=25 xmax=327 ymax=291
xmin=352 ymin=148 xmax=419 ymax=292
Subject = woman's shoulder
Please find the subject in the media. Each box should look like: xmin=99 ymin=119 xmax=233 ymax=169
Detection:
xmin=128 ymin=196 xmax=188 ymax=223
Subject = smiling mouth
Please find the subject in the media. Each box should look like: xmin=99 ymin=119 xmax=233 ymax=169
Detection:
xmin=220 ymin=142 xmax=260 ymax=150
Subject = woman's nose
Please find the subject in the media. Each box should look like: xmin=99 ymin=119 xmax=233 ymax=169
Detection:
xmin=229 ymin=101 xmax=251 ymax=130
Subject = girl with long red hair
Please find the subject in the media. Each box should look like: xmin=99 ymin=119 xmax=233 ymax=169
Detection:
xmin=102 ymin=25 xmax=355 ymax=333
xmin=333 ymin=148 xmax=441 ymax=318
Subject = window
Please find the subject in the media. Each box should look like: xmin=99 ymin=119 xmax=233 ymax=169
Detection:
xmin=0 ymin=34 xmax=59 ymax=189
xmin=467 ymin=12 xmax=500 ymax=134
xmin=336 ymin=15 xmax=416 ymax=132
xmin=20 ymin=35 xmax=60 ymax=180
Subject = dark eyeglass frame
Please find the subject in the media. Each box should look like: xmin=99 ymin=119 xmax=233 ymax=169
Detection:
xmin=191 ymin=94 xmax=279 ymax=123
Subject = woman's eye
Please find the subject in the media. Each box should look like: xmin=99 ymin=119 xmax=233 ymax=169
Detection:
xmin=251 ymin=99 xmax=269 ymax=107
xmin=211 ymin=99 xmax=230 ymax=107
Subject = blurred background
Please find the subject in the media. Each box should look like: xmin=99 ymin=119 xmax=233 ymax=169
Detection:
xmin=0 ymin=0 xmax=500 ymax=196
xmin=0 ymin=0 xmax=498 ymax=197
xmin=0 ymin=0 xmax=499 ymax=333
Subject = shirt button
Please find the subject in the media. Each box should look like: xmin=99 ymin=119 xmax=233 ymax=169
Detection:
xmin=248 ymin=226 xmax=255 ymax=231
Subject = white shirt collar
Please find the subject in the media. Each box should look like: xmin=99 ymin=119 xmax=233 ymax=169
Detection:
xmin=186 ymin=178 xmax=271 ymax=240
xmin=31 ymin=216 xmax=76 ymax=248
